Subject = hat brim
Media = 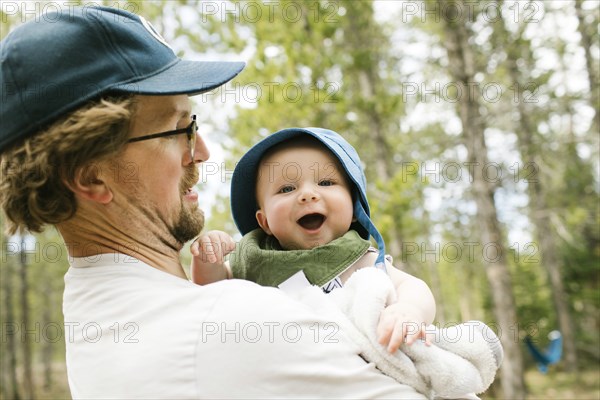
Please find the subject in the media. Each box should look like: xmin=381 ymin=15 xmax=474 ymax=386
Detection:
xmin=112 ymin=59 xmax=245 ymax=95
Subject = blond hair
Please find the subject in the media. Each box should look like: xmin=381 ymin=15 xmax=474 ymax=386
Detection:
xmin=1 ymin=95 xmax=135 ymax=234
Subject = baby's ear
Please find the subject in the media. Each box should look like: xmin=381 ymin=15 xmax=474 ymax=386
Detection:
xmin=255 ymin=210 xmax=273 ymax=235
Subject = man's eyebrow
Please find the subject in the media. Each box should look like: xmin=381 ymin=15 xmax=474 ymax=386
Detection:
xmin=177 ymin=109 xmax=191 ymax=119
xmin=170 ymin=107 xmax=191 ymax=121
xmin=149 ymin=105 xmax=191 ymax=123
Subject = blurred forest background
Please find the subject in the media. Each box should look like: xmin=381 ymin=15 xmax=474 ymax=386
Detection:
xmin=1 ymin=0 xmax=598 ymax=399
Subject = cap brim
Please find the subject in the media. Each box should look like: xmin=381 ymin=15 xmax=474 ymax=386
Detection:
xmin=112 ymin=60 xmax=245 ymax=95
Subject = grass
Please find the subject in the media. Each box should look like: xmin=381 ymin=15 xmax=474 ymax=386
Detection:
xmin=525 ymin=368 xmax=600 ymax=400
xmin=1 ymin=362 xmax=70 ymax=400
xmin=482 ymin=367 xmax=600 ymax=399
xmin=2 ymin=364 xmax=599 ymax=399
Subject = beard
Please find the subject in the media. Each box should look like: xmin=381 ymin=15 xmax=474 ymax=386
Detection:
xmin=170 ymin=165 xmax=204 ymax=243
xmin=171 ymin=202 xmax=204 ymax=243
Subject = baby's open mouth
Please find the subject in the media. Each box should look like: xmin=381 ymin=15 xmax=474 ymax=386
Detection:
xmin=297 ymin=213 xmax=325 ymax=230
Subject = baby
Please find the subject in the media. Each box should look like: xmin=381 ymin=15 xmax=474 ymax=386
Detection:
xmin=192 ymin=127 xmax=435 ymax=352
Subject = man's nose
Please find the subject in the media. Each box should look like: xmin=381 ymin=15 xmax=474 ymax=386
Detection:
xmin=193 ymin=133 xmax=210 ymax=164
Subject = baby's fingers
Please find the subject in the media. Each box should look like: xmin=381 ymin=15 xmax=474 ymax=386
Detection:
xmin=386 ymin=325 xmax=408 ymax=353
xmin=403 ymin=323 xmax=432 ymax=347
xmin=423 ymin=329 xmax=434 ymax=346
xmin=190 ymin=239 xmax=201 ymax=257
xmin=222 ymin=234 xmax=236 ymax=254
xmin=199 ymin=235 xmax=220 ymax=264
xmin=403 ymin=322 xmax=424 ymax=346
xmin=376 ymin=314 xmax=394 ymax=349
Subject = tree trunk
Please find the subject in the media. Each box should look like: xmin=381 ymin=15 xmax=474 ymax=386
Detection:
xmin=42 ymin=262 xmax=54 ymax=390
xmin=2 ymin=238 xmax=21 ymax=400
xmin=574 ymin=0 xmax=599 ymax=134
xmin=495 ymin=6 xmax=579 ymax=371
xmin=343 ymin=1 xmax=409 ymax=275
xmin=455 ymin=263 xmax=476 ymax=322
xmin=426 ymin=260 xmax=447 ymax=324
xmin=19 ymin=235 xmax=35 ymax=399
xmin=357 ymin=70 xmax=408 ymax=273
xmin=438 ymin=1 xmax=526 ymax=397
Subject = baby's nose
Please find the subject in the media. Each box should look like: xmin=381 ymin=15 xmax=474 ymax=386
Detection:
xmin=299 ymin=188 xmax=320 ymax=203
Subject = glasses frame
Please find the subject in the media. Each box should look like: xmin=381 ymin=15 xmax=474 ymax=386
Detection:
xmin=127 ymin=115 xmax=197 ymax=160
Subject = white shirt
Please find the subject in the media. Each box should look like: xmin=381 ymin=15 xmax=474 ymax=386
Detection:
xmin=63 ymin=253 xmax=426 ymax=399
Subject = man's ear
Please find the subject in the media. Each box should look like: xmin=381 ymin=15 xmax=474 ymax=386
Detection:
xmin=255 ymin=209 xmax=273 ymax=235
xmin=63 ymin=163 xmax=113 ymax=204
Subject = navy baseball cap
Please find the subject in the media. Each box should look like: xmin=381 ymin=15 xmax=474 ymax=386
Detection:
xmin=231 ymin=127 xmax=387 ymax=268
xmin=0 ymin=5 xmax=245 ymax=153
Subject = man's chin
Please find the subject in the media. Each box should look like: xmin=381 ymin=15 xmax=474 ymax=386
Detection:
xmin=172 ymin=206 xmax=204 ymax=243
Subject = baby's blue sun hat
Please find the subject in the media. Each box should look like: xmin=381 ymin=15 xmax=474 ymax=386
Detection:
xmin=231 ymin=127 xmax=387 ymax=269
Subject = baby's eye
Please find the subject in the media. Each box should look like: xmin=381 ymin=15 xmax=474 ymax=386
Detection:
xmin=319 ymin=180 xmax=335 ymax=187
xmin=278 ymin=185 xmax=295 ymax=194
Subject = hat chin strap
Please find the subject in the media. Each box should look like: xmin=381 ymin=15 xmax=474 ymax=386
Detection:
xmin=353 ymin=202 xmax=387 ymax=272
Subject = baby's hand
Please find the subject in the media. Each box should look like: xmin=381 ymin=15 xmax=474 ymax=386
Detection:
xmin=376 ymin=302 xmax=431 ymax=353
xmin=191 ymin=230 xmax=236 ymax=264
xmin=190 ymin=230 xmax=235 ymax=285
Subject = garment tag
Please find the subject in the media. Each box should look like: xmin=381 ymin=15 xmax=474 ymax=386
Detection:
xmin=278 ymin=270 xmax=312 ymax=294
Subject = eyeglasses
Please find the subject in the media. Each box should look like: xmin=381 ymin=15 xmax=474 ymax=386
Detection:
xmin=127 ymin=115 xmax=197 ymax=160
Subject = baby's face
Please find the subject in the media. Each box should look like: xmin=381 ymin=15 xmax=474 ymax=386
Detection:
xmin=255 ymin=141 xmax=354 ymax=250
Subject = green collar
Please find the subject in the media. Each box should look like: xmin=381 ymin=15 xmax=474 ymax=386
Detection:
xmin=230 ymin=229 xmax=371 ymax=287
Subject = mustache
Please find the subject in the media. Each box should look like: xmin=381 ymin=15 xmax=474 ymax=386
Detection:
xmin=180 ymin=166 xmax=199 ymax=192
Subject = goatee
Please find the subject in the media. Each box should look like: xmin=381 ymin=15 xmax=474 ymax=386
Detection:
xmin=171 ymin=165 xmax=204 ymax=243
xmin=172 ymin=203 xmax=204 ymax=243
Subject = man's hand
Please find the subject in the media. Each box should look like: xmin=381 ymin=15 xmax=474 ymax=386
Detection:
xmin=190 ymin=230 xmax=235 ymax=284
xmin=376 ymin=302 xmax=431 ymax=353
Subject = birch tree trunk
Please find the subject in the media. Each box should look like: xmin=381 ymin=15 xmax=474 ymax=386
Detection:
xmin=437 ymin=1 xmax=526 ymax=396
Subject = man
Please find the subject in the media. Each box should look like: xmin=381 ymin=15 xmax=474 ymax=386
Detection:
xmin=0 ymin=6 xmax=426 ymax=398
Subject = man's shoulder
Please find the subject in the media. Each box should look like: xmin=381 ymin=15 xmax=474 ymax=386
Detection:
xmin=201 ymin=279 xmax=303 ymax=314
